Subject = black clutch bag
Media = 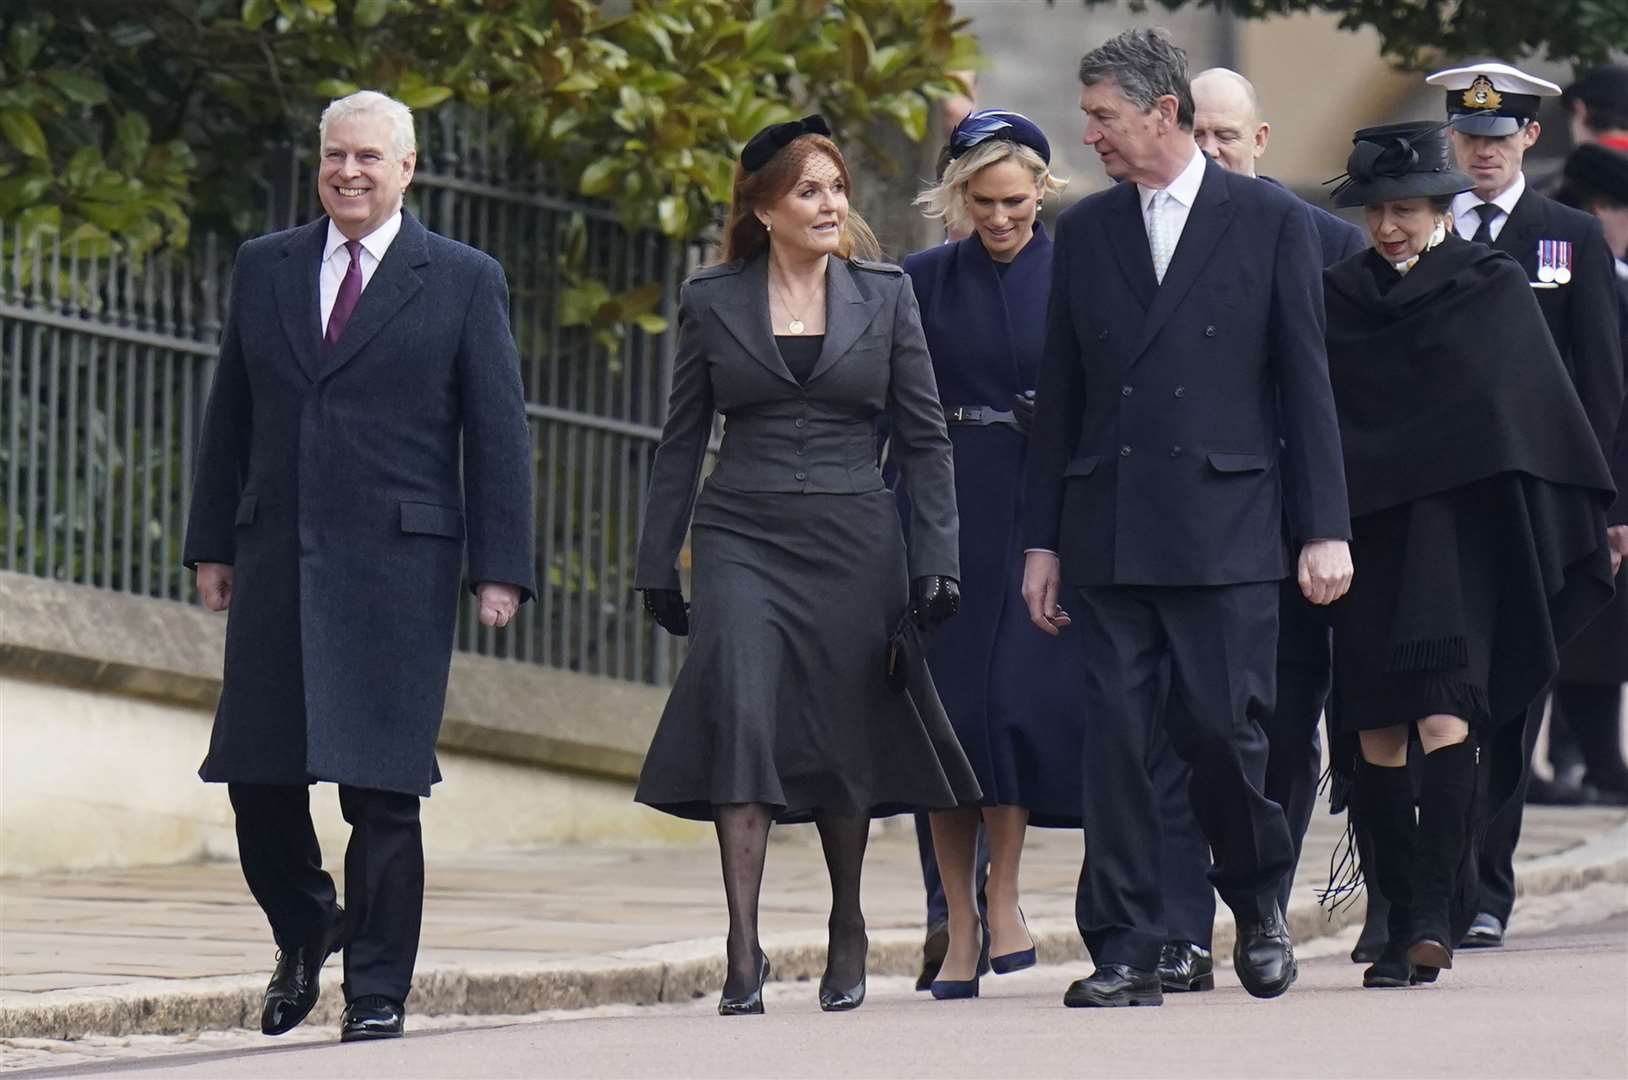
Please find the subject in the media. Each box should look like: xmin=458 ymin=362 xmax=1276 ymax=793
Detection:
xmin=884 ymin=609 xmax=919 ymax=695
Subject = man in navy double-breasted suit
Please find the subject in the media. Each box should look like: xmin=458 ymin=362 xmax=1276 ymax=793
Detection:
xmin=1021 ymin=30 xmax=1353 ymax=1007
xmin=183 ymin=91 xmax=535 ymax=1042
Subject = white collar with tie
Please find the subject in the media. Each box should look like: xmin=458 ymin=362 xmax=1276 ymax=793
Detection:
xmin=320 ymin=210 xmax=403 ymax=334
xmin=1137 ymin=144 xmax=1207 ymax=282
xmin=1451 ymin=172 xmax=1525 ymax=245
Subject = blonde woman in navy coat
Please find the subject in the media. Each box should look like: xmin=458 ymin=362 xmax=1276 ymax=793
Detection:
xmin=899 ymin=110 xmax=1083 ymax=999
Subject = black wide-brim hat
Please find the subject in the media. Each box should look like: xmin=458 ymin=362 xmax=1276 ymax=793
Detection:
xmin=1562 ymin=142 xmax=1628 ymax=205
xmin=1328 ymin=120 xmax=1475 ymax=208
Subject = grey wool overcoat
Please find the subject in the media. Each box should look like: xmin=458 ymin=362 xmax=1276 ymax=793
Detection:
xmin=183 ymin=211 xmax=536 ymax=796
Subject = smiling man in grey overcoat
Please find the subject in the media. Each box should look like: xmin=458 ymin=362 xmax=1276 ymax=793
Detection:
xmin=183 ymin=90 xmax=535 ymax=1043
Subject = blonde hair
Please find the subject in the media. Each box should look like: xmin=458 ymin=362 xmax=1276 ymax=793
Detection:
xmin=915 ymin=140 xmax=1068 ymax=236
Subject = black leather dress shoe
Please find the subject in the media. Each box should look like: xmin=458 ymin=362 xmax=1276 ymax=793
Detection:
xmin=260 ymin=909 xmax=344 ymax=1037
xmin=1459 ymin=912 xmax=1505 ymax=948
xmin=1063 ymin=964 xmax=1163 ymax=1008
xmin=1158 ymin=940 xmax=1214 ymax=992
xmin=340 ymin=995 xmax=406 ymax=1042
xmin=1233 ymin=906 xmax=1296 ymax=999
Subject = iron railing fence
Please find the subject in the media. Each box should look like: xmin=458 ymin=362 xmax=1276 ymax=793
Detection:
xmin=1 ymin=106 xmax=698 ymax=686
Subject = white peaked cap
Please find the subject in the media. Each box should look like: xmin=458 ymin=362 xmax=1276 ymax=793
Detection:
xmin=1425 ymin=61 xmax=1562 ymax=97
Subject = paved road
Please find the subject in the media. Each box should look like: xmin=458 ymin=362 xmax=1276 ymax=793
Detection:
xmin=36 ymin=910 xmax=1628 ymax=1079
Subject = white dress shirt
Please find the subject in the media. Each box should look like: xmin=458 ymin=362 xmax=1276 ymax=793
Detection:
xmin=1137 ymin=143 xmax=1208 ymax=264
xmin=320 ymin=210 xmax=403 ymax=335
xmin=1451 ymin=172 xmax=1525 ymax=245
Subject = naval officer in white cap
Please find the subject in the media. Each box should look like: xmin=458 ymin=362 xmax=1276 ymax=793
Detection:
xmin=1426 ymin=59 xmax=1624 ymax=951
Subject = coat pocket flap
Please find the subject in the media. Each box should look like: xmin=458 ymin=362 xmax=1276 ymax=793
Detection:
xmin=400 ymin=501 xmax=466 ymax=539
xmin=1206 ymin=451 xmax=1271 ymax=474
xmin=1063 ymin=455 xmax=1103 ymax=478
xmin=234 ymin=494 xmax=258 ymax=526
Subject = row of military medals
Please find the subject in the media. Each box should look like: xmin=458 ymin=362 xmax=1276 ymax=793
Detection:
xmin=1537 ymin=239 xmax=1573 ymax=285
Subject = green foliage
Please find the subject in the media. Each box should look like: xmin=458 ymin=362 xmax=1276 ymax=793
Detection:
xmin=1059 ymin=0 xmax=1626 ymax=69
xmin=1 ymin=0 xmax=977 ymax=270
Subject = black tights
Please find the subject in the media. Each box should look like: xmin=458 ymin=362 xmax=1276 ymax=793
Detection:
xmin=714 ymin=804 xmax=870 ymax=996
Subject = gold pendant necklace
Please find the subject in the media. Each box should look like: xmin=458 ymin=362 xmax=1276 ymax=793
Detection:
xmin=772 ymin=277 xmax=813 ymax=335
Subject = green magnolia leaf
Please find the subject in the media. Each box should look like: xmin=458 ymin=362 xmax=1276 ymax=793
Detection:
xmin=396 ymin=85 xmax=455 ymax=109
xmin=241 ymin=0 xmax=276 ymax=31
xmin=0 ymin=171 xmax=51 ymax=217
xmin=555 ymin=72 xmax=599 ymax=93
xmin=312 ymin=78 xmax=360 ymax=98
xmin=631 ymin=312 xmax=669 ymax=334
xmin=114 ymin=112 xmax=150 ymax=165
xmin=64 ymin=145 xmax=104 ymax=189
xmin=8 ymin=22 xmax=43 ymax=71
xmin=0 ymin=110 xmax=47 ymax=159
xmin=354 ymin=0 xmax=391 ymax=29
xmin=578 ymin=156 xmax=618 ymax=196
xmin=44 ymin=70 xmax=111 ymax=107
xmin=16 ymin=204 xmax=61 ymax=241
xmin=655 ymin=194 xmax=686 ymax=235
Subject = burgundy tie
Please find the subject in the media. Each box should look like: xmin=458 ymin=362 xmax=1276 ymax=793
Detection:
xmin=325 ymin=239 xmax=363 ymax=348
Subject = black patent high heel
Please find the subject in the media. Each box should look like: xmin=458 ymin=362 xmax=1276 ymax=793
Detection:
xmin=718 ymin=951 xmax=770 ymax=1016
xmin=819 ymin=934 xmax=868 ymax=1012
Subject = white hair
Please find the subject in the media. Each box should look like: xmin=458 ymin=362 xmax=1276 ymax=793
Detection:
xmin=319 ymin=91 xmax=417 ymax=160
xmin=914 ymin=140 xmax=1068 ymax=235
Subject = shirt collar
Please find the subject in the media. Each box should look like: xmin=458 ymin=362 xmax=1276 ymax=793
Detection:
xmin=1452 ymin=171 xmax=1526 ymax=218
xmin=1138 ymin=143 xmax=1206 ymax=212
xmin=324 ymin=210 xmax=403 ymax=263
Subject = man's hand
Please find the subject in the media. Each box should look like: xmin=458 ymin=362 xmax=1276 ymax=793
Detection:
xmin=196 ymin=562 xmax=234 ymax=612
xmin=1298 ymin=539 xmax=1354 ymax=606
xmin=477 ymin=582 xmax=522 ymax=629
xmin=1607 ymin=524 xmax=1627 ymax=577
xmin=1021 ymin=550 xmax=1071 ymax=636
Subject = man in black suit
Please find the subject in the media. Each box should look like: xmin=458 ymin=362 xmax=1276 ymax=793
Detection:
xmin=1425 ymin=61 xmax=1626 ymax=948
xmin=184 ymin=91 xmax=536 ymax=1041
xmin=1021 ymin=29 xmax=1353 ymax=1008
xmin=1143 ymin=67 xmax=1372 ymax=996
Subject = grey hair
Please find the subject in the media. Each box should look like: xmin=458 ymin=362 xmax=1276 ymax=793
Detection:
xmin=319 ymin=91 xmax=417 ymax=160
xmin=915 ymin=140 xmax=1068 ymax=234
xmin=1078 ymin=28 xmax=1195 ymax=130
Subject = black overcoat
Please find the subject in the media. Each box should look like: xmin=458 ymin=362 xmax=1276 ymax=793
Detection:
xmin=1022 ymin=159 xmax=1352 ymax=584
xmin=898 ymin=227 xmax=1084 ymax=825
xmin=183 ymin=212 xmax=537 ymax=796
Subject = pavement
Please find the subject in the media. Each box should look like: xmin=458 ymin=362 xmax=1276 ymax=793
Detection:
xmin=3 ymin=803 xmax=1625 ymax=1058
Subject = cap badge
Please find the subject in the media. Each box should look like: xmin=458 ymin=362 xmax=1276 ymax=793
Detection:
xmin=1463 ymin=76 xmax=1502 ymax=110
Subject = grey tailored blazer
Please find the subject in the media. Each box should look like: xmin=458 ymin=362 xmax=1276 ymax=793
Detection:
xmin=182 ymin=211 xmax=536 ymax=796
xmin=635 ymin=253 xmax=958 ymax=590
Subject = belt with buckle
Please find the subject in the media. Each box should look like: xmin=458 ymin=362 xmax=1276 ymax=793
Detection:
xmin=946 ymin=405 xmax=1019 ymax=430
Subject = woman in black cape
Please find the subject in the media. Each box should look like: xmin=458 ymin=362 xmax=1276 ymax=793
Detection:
xmin=1322 ymin=122 xmax=1618 ymax=988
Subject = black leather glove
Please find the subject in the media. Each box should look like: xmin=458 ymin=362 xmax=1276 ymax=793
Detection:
xmin=1011 ymin=390 xmax=1036 ymax=435
xmin=911 ymin=575 xmax=960 ymax=630
xmin=641 ymin=588 xmax=690 ymax=636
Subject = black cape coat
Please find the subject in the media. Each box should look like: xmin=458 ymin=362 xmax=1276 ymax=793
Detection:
xmin=1323 ymin=237 xmax=1616 ymax=729
xmin=183 ymin=213 xmax=537 ymax=796
xmin=898 ymin=227 xmax=1084 ymax=826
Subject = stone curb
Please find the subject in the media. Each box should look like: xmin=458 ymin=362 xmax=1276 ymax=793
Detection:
xmin=5 ymin=821 xmax=1625 ymax=1041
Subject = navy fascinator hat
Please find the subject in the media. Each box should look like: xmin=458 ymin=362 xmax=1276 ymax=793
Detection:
xmin=949 ymin=109 xmax=1051 ymax=166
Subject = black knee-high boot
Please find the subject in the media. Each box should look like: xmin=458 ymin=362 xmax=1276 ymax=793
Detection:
xmin=1410 ymin=740 xmax=1477 ymax=971
xmin=1354 ymin=759 xmax=1417 ymax=988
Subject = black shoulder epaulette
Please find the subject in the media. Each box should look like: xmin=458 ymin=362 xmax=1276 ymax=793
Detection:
xmin=687 ymin=261 xmax=744 ymax=284
xmin=849 ymin=257 xmax=904 ymax=275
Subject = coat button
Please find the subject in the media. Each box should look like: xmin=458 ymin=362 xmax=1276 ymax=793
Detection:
xmin=1204 ymin=325 xmax=1216 ymax=337
xmin=1174 ymin=386 xmax=1185 ymax=397
xmin=1097 ymin=330 xmax=1109 ymax=341
xmin=1120 ymin=445 xmax=1132 ymax=457
xmin=1121 ymin=385 xmax=1133 ymax=397
xmin=795 ymin=447 xmax=805 ymax=456
xmin=1170 ymin=445 xmax=1182 ymax=457
xmin=795 ymin=471 xmax=807 ymax=481
xmin=795 ymin=418 xmax=807 ymax=428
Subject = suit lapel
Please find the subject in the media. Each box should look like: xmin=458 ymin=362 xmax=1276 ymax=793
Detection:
xmin=710 ymin=256 xmax=797 ymax=386
xmin=1131 ymin=161 xmax=1233 ymax=364
xmin=272 ymin=220 xmax=327 ymax=383
xmin=318 ymin=211 xmax=428 ymax=381
xmin=1106 ymin=184 xmax=1157 ymax=313
xmin=1492 ymin=189 xmax=1542 ymax=276
xmin=807 ymin=257 xmax=883 ymax=385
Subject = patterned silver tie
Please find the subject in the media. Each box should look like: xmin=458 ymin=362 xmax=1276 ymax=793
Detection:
xmin=1147 ymin=190 xmax=1176 ymax=284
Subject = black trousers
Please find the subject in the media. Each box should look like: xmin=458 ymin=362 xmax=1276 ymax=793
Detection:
xmin=1152 ymin=579 xmax=1332 ymax=946
xmin=1071 ymin=583 xmax=1294 ymax=970
xmin=1475 ymin=696 xmax=1544 ymax=923
xmin=228 ymin=782 xmax=424 ymax=1005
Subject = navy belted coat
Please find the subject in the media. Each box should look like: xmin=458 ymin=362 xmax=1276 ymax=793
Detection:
xmin=183 ymin=212 xmax=536 ymax=796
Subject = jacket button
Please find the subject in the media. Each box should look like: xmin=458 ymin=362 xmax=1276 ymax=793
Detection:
xmin=1120 ymin=445 xmax=1132 ymax=457
xmin=795 ymin=446 xmax=805 ymax=456
xmin=795 ymin=418 xmax=807 ymax=428
xmin=1097 ymin=330 xmax=1110 ymax=341
xmin=1204 ymin=325 xmax=1216 ymax=337
xmin=1174 ymin=386 xmax=1185 ymax=397
xmin=1121 ymin=385 xmax=1133 ymax=397
xmin=795 ymin=471 xmax=807 ymax=481
xmin=1170 ymin=445 xmax=1182 ymax=457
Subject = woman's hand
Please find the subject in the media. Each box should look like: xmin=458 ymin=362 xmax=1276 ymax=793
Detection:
xmin=642 ymin=588 xmax=690 ymax=636
xmin=911 ymin=575 xmax=960 ymax=629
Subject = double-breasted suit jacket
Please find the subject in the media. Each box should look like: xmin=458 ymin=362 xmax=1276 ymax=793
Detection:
xmin=1022 ymin=161 xmax=1352 ymax=585
xmin=183 ymin=212 xmax=536 ymax=797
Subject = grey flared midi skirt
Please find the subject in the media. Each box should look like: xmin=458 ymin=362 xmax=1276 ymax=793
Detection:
xmin=635 ymin=480 xmax=983 ymax=823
